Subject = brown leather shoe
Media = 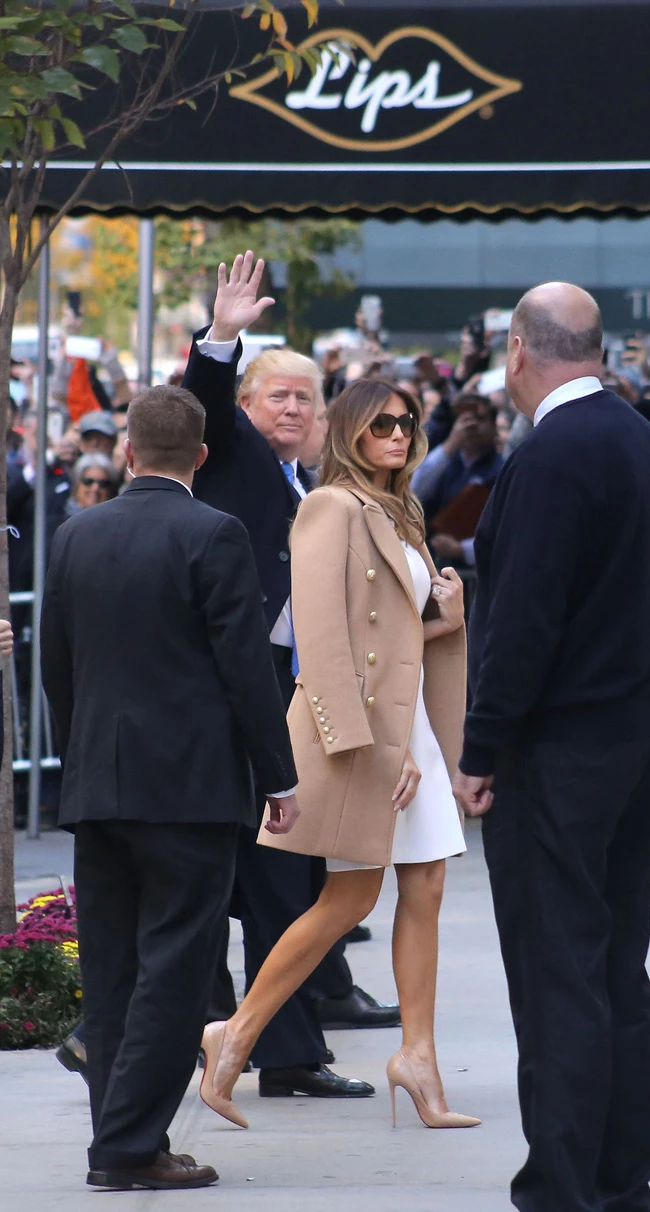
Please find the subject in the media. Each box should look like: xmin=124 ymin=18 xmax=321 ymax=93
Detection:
xmin=87 ymin=1150 xmax=218 ymax=1190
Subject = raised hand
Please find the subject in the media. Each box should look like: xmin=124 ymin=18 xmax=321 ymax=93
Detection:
xmin=208 ymin=251 xmax=275 ymax=343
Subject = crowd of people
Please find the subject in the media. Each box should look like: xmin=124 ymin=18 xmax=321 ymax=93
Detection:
xmin=9 ymin=293 xmax=650 ymax=614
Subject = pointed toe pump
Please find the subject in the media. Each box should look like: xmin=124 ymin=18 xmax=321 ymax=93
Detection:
xmin=199 ymin=1022 xmax=249 ymax=1129
xmin=387 ymin=1052 xmax=481 ymax=1130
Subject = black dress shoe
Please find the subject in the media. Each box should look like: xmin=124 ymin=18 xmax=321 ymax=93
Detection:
xmin=87 ymin=1151 xmax=218 ymax=1190
xmin=56 ymin=1033 xmax=88 ymax=1085
xmin=258 ymin=1064 xmax=374 ymax=1098
xmin=344 ymin=924 xmax=372 ymax=943
xmin=314 ymin=985 xmax=401 ymax=1030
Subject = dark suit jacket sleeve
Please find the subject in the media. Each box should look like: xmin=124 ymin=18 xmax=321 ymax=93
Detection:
xmin=200 ymin=514 xmax=297 ymax=794
xmin=461 ymin=454 xmax=589 ymax=775
xmin=182 ymin=328 xmax=241 ymax=466
xmin=40 ymin=533 xmax=74 ymax=762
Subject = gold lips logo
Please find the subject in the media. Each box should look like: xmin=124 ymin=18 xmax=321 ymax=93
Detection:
xmin=230 ymin=26 xmax=522 ymax=153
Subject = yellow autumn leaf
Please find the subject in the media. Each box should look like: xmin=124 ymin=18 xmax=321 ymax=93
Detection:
xmin=272 ymin=9 xmax=288 ymax=38
xmin=301 ymin=0 xmax=318 ymax=28
xmin=283 ymin=51 xmax=295 ymax=83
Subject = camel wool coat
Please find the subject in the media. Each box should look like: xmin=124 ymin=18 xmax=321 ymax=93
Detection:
xmin=258 ymin=485 xmax=467 ymax=867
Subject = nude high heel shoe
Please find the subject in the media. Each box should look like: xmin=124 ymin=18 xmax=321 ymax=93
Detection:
xmin=387 ymin=1052 xmax=480 ymax=1129
xmin=199 ymin=1022 xmax=249 ymax=1129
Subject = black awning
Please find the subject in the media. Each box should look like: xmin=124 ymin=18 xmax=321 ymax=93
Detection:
xmin=35 ymin=2 xmax=650 ymax=218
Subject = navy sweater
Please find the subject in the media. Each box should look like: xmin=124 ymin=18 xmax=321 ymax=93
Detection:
xmin=460 ymin=390 xmax=650 ymax=776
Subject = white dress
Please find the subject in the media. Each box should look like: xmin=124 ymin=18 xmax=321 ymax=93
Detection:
xmin=327 ymin=542 xmax=466 ymax=871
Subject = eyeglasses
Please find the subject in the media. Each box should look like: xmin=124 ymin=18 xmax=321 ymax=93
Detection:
xmin=81 ymin=477 xmax=110 ymax=489
xmin=369 ymin=413 xmax=418 ymax=439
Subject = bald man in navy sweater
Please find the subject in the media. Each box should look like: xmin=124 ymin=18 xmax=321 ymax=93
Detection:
xmin=454 ymin=283 xmax=650 ymax=1212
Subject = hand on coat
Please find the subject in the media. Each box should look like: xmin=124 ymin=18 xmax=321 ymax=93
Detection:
xmin=265 ymin=793 xmax=301 ymax=835
xmin=423 ymin=567 xmax=465 ymax=639
xmin=208 ymin=251 xmax=275 ymax=343
xmin=392 ymin=749 xmax=421 ymax=812
xmin=452 ymin=771 xmax=494 ymax=818
xmin=0 ymin=619 xmax=13 ymax=658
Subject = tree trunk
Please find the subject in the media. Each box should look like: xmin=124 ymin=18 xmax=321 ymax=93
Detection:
xmin=0 ymin=284 xmax=18 ymax=935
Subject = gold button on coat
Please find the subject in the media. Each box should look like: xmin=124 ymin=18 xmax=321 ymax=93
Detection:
xmin=312 ymin=697 xmax=319 ymax=704
xmin=366 ymin=696 xmax=375 ymax=707
xmin=367 ymin=652 xmax=376 ymax=665
xmin=323 ymin=726 xmax=330 ymax=733
xmin=316 ymin=706 xmax=323 ymax=714
xmin=327 ymin=736 xmax=334 ymax=744
xmin=366 ymin=569 xmax=376 ymax=581
xmin=369 ymin=611 xmax=377 ymax=622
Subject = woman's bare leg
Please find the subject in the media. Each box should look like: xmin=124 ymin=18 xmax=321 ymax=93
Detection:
xmin=392 ymin=860 xmax=449 ymax=1107
xmin=211 ymin=867 xmax=384 ymax=1095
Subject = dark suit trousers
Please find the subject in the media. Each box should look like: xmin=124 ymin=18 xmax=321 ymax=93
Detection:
xmin=227 ymin=645 xmax=353 ymax=1069
xmin=74 ymin=820 xmax=238 ymax=1171
xmin=483 ymin=738 xmax=650 ymax=1212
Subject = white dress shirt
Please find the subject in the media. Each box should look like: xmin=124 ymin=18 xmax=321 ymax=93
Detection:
xmin=270 ymin=459 xmax=305 ymax=648
xmin=196 ymin=333 xmax=238 ymax=363
xmin=534 ymin=376 xmax=603 ymax=427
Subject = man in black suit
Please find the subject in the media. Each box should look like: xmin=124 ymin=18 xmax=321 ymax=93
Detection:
xmin=41 ymin=385 xmax=299 ymax=1191
xmin=453 ymin=282 xmax=650 ymax=1212
xmin=183 ymin=252 xmax=399 ymax=1101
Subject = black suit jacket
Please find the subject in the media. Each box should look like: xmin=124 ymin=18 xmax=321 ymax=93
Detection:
xmin=41 ymin=477 xmax=297 ymax=828
xmin=184 ymin=330 xmax=310 ymax=631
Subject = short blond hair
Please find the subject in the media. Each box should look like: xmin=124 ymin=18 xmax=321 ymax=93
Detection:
xmin=237 ymin=347 xmax=323 ymax=409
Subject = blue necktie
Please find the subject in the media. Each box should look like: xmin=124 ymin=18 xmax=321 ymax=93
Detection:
xmin=280 ymin=462 xmax=300 ymax=677
xmin=280 ymin=461 xmax=295 ymax=487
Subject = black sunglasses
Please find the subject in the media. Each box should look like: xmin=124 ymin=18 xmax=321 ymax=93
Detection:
xmin=81 ymin=476 xmax=110 ymax=489
xmin=369 ymin=412 xmax=418 ymax=439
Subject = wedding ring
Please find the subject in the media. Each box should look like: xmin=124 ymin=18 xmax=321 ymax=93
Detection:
xmin=433 ymin=585 xmax=443 ymax=597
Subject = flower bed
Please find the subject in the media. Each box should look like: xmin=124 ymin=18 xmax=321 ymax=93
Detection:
xmin=0 ymin=889 xmax=82 ymax=1049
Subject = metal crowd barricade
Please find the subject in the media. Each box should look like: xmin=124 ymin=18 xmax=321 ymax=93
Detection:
xmin=9 ymin=591 xmax=60 ymax=780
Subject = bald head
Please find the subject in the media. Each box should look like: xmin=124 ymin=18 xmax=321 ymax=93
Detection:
xmin=512 ymin=282 xmax=603 ymax=367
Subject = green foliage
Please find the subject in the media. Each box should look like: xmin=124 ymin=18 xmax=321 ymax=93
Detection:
xmin=155 ymin=217 xmax=361 ymax=351
xmin=0 ymin=941 xmax=81 ymax=1048
xmin=0 ymin=0 xmax=326 ymax=161
xmin=0 ymin=0 xmax=181 ymax=156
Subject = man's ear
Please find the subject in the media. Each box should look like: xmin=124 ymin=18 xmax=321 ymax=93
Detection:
xmin=194 ymin=443 xmax=209 ymax=471
xmin=124 ymin=437 xmax=135 ymax=473
xmin=511 ymin=335 xmax=525 ymax=377
xmin=239 ymin=393 xmax=251 ymax=416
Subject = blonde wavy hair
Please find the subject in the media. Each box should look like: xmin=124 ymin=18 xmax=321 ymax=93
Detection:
xmin=237 ymin=347 xmax=324 ymax=408
xmin=319 ymin=377 xmax=427 ymax=545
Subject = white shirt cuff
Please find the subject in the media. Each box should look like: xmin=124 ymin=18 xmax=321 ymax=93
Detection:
xmin=196 ymin=334 xmax=238 ymax=363
xmin=461 ymin=538 xmax=476 ymax=565
xmin=266 ymin=787 xmax=297 ymax=799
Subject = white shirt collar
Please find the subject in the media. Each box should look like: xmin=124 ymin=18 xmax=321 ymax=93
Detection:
xmin=534 ymin=376 xmax=603 ymax=427
xmin=161 ymin=475 xmax=193 ymax=496
xmin=129 ymin=471 xmax=193 ymax=496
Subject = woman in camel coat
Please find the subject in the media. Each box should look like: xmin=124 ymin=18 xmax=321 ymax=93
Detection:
xmin=259 ymin=482 xmax=466 ymax=868
xmin=202 ymin=377 xmax=479 ymax=1132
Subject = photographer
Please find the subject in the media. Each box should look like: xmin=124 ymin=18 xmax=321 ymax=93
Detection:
xmin=412 ymin=393 xmax=503 ymax=567
xmin=453 ymin=317 xmax=491 ymax=391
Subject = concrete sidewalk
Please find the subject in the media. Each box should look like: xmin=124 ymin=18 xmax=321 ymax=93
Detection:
xmin=2 ymin=822 xmax=524 ymax=1211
